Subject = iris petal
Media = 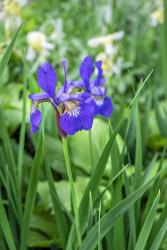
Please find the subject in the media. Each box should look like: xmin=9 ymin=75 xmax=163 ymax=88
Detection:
xmin=37 ymin=62 xmax=57 ymax=99
xmin=94 ymin=96 xmax=113 ymax=117
xmin=79 ymin=55 xmax=94 ymax=91
xmin=60 ymin=102 xmax=94 ymax=135
xmin=62 ymin=60 xmax=68 ymax=93
xmin=29 ymin=92 xmax=49 ymax=102
xmin=94 ymin=60 xmax=103 ymax=86
xmin=30 ymin=108 xmax=42 ymax=133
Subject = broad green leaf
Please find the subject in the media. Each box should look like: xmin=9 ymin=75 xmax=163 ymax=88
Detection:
xmin=28 ymin=230 xmax=54 ymax=248
xmin=44 ymin=134 xmax=66 ymax=174
xmin=69 ymin=118 xmax=123 ymax=176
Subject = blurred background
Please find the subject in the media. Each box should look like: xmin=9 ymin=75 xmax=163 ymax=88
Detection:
xmin=0 ymin=0 xmax=167 ymax=249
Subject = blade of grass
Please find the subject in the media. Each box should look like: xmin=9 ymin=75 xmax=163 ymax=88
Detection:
xmin=62 ymin=137 xmax=81 ymax=247
xmin=67 ymin=72 xmax=152 ymax=249
xmin=142 ymin=154 xmax=158 ymax=184
xmin=17 ymin=61 xmax=27 ymax=196
xmin=150 ymin=218 xmax=167 ymax=250
xmin=87 ymin=192 xmax=94 ymax=233
xmin=0 ymin=110 xmax=19 ymax=211
xmin=20 ymin=133 xmax=43 ymax=250
xmin=134 ymin=191 xmax=160 ymax=250
xmin=80 ymin=177 xmax=156 ymax=250
xmin=142 ymin=92 xmax=152 ymax=154
xmin=149 ymin=202 xmax=167 ymax=246
xmin=0 ymin=171 xmax=20 ymax=225
xmin=110 ymin=123 xmax=125 ymax=250
xmin=94 ymin=164 xmax=128 ymax=206
xmin=0 ymin=195 xmax=16 ymax=250
xmin=0 ymin=24 xmax=23 ymax=79
xmin=45 ymin=162 xmax=69 ymax=248
xmin=162 ymin=0 xmax=167 ymax=94
xmin=98 ymin=202 xmax=102 ymax=250
xmin=134 ymin=102 xmax=142 ymax=228
xmin=124 ymin=171 xmax=136 ymax=250
xmin=134 ymin=102 xmax=142 ymax=190
xmin=66 ymin=119 xmax=123 ymax=250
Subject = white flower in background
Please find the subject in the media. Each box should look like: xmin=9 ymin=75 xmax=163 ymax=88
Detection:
xmin=0 ymin=0 xmax=27 ymax=37
xmin=50 ymin=18 xmax=64 ymax=44
xmin=96 ymin=53 xmax=123 ymax=77
xmin=26 ymin=31 xmax=54 ymax=61
xmin=150 ymin=0 xmax=164 ymax=26
xmin=87 ymin=31 xmax=124 ymax=48
xmin=88 ymin=31 xmax=124 ymax=77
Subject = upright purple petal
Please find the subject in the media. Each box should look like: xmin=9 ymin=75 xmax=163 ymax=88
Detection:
xmin=79 ymin=55 xmax=94 ymax=91
xmin=94 ymin=96 xmax=113 ymax=117
xmin=37 ymin=62 xmax=57 ymax=99
xmin=94 ymin=60 xmax=103 ymax=86
xmin=30 ymin=108 xmax=42 ymax=133
xmin=62 ymin=60 xmax=68 ymax=93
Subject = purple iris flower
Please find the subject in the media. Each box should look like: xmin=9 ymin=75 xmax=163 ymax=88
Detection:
xmin=70 ymin=55 xmax=113 ymax=117
xmin=29 ymin=61 xmax=94 ymax=136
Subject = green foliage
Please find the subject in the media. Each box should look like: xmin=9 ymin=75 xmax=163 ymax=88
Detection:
xmin=0 ymin=1 xmax=167 ymax=250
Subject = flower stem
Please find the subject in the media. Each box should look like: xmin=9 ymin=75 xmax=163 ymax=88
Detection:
xmin=62 ymin=137 xmax=81 ymax=247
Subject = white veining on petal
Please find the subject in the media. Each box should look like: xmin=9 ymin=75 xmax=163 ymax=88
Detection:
xmin=67 ymin=107 xmax=80 ymax=117
xmin=95 ymin=98 xmax=104 ymax=106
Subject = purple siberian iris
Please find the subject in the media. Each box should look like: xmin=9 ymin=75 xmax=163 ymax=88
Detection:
xmin=79 ymin=55 xmax=113 ymax=117
xmin=29 ymin=61 xmax=94 ymax=135
xmin=29 ymin=56 xmax=113 ymax=136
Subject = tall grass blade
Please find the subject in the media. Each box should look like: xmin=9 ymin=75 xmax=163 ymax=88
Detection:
xmin=134 ymin=192 xmax=160 ymax=250
xmin=45 ymin=163 xmax=69 ymax=248
xmin=0 ymin=195 xmax=16 ymax=250
xmin=80 ymin=177 xmax=156 ymax=250
xmin=20 ymin=133 xmax=43 ymax=250
xmin=150 ymin=219 xmax=167 ymax=250
xmin=0 ymin=24 xmax=23 ymax=79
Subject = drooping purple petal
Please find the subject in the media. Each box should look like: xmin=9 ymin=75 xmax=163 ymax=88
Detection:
xmin=29 ymin=92 xmax=49 ymax=102
xmin=94 ymin=60 xmax=103 ymax=86
xmin=94 ymin=96 xmax=113 ymax=117
xmin=79 ymin=102 xmax=94 ymax=130
xmin=37 ymin=62 xmax=57 ymax=99
xmin=30 ymin=108 xmax=42 ymax=133
xmin=60 ymin=101 xmax=94 ymax=135
xmin=79 ymin=55 xmax=94 ymax=91
xmin=62 ymin=60 xmax=68 ymax=93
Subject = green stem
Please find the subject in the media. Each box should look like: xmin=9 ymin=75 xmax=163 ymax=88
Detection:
xmin=89 ymin=130 xmax=94 ymax=170
xmin=18 ymin=61 xmax=27 ymax=214
xmin=62 ymin=137 xmax=81 ymax=247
